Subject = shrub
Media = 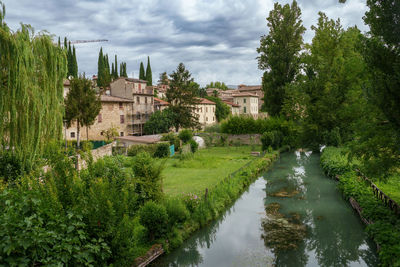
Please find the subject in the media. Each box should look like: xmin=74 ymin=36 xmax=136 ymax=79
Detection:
xmin=154 ymin=143 xmax=170 ymax=158
xmin=204 ymin=123 xmax=221 ymax=133
xmin=0 ymin=151 xmax=24 ymax=183
xmin=161 ymin=133 xmax=180 ymax=151
xmin=178 ymin=129 xmax=193 ymax=143
xmin=189 ymin=139 xmax=199 ymax=153
xmin=182 ymin=193 xmax=200 ymax=213
xmin=261 ymin=130 xmax=282 ymax=150
xmin=138 ymin=201 xmax=168 ymax=240
xmin=127 ymin=144 xmax=157 ymax=157
xmin=163 ymin=198 xmax=189 ymax=228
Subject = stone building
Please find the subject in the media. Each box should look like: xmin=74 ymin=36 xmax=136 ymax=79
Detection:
xmin=154 ymin=97 xmax=169 ymax=111
xmin=223 ymin=100 xmax=240 ymax=115
xmin=206 ymin=88 xmax=236 ymax=102
xmin=65 ymin=95 xmax=134 ymax=140
xmin=237 ymin=85 xmax=263 ymax=110
xmin=232 ymin=92 xmax=259 ymax=117
xmin=194 ymin=98 xmax=217 ymax=126
xmin=110 ymin=77 xmax=154 ymax=135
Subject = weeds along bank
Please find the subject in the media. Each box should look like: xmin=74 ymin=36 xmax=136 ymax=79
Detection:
xmin=0 ymin=145 xmax=278 ymax=266
xmin=320 ymin=147 xmax=400 ymax=266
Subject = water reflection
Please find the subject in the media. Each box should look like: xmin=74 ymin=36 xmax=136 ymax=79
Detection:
xmin=153 ymin=152 xmax=378 ymax=266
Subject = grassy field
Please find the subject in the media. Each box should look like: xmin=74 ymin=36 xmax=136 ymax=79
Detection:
xmin=375 ymin=174 xmax=400 ymax=203
xmin=161 ymin=146 xmax=261 ymax=196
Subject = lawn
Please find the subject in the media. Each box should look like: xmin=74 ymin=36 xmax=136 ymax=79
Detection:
xmin=375 ymin=174 xmax=400 ymax=204
xmin=161 ymin=146 xmax=261 ymax=196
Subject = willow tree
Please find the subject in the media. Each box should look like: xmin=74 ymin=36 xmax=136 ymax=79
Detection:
xmin=0 ymin=2 xmax=67 ymax=170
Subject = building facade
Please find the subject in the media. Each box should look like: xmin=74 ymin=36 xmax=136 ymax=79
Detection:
xmin=232 ymin=92 xmax=259 ymax=117
xmin=223 ymin=100 xmax=240 ymax=115
xmin=194 ymin=98 xmax=217 ymax=126
xmin=110 ymin=77 xmax=154 ymax=135
xmin=237 ymin=85 xmax=263 ymax=110
xmin=65 ymin=95 xmax=134 ymax=140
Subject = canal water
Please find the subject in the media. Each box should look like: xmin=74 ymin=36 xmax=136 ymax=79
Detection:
xmin=152 ymin=152 xmax=378 ymax=266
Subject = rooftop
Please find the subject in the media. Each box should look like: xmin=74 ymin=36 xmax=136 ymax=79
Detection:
xmin=238 ymin=85 xmax=262 ymax=91
xmin=232 ymin=92 xmax=259 ymax=97
xmin=196 ymin=98 xmax=216 ymax=105
xmin=100 ymin=95 xmax=134 ymax=102
xmin=223 ymin=100 xmax=240 ymax=107
xmin=117 ymin=135 xmax=161 ymax=144
xmin=154 ymin=97 xmax=169 ymax=105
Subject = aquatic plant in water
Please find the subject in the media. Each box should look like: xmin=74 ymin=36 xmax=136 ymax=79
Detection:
xmin=261 ymin=203 xmax=306 ymax=251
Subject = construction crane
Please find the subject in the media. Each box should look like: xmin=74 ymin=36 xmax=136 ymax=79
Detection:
xmin=70 ymin=39 xmax=108 ymax=44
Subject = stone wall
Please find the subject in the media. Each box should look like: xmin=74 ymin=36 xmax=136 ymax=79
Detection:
xmin=197 ymin=133 xmax=261 ymax=147
xmin=76 ymin=141 xmax=115 ymax=171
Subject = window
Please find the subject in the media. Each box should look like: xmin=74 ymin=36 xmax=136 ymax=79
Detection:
xmin=98 ymin=113 xmax=102 ymax=123
xmin=213 ymin=107 xmax=215 ymax=112
xmin=206 ymin=117 xmax=208 ymax=121
xmin=200 ymin=107 xmax=203 ymax=113
xmin=137 ymin=96 xmax=140 ymax=103
xmin=244 ymin=107 xmax=247 ymax=113
xmin=145 ymin=97 xmax=148 ymax=104
xmin=120 ymin=115 xmax=125 ymax=124
xmin=213 ymin=116 xmax=215 ymax=121
xmin=139 ymin=83 xmax=141 ymax=90
xmin=119 ymin=102 xmax=123 ymax=110
xmin=206 ymin=107 xmax=208 ymax=112
xmin=120 ymin=132 xmax=124 ymax=137
xmin=70 ymin=132 xmax=75 ymax=138
xmin=243 ymin=98 xmax=246 ymax=103
xmin=137 ymin=112 xmax=141 ymax=120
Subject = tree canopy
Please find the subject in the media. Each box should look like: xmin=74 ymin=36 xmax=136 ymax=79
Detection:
xmin=257 ymin=0 xmax=305 ymax=115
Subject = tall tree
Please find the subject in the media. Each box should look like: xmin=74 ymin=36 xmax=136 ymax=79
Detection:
xmin=158 ymin=72 xmax=169 ymax=85
xmin=166 ymin=63 xmax=200 ymax=131
xmin=145 ymin=56 xmax=152 ymax=85
xmin=206 ymin=81 xmax=228 ymax=90
xmin=257 ymin=0 xmax=305 ymax=115
xmin=65 ymin=77 xmax=101 ymax=148
xmin=113 ymin=55 xmax=118 ymax=79
xmin=72 ymin=45 xmax=78 ymax=77
xmin=97 ymin=47 xmax=104 ymax=87
xmin=139 ymin=62 xmax=145 ymax=80
xmin=205 ymin=96 xmax=230 ymax=122
xmin=0 ymin=5 xmax=67 ymax=170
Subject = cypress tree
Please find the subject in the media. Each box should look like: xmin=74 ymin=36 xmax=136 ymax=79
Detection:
xmin=120 ymin=63 xmax=123 ymax=77
xmin=104 ymin=54 xmax=111 ymax=86
xmin=123 ymin=62 xmax=128 ymax=77
xmin=97 ymin=47 xmax=104 ymax=86
xmin=67 ymin=41 xmax=73 ymax=78
xmin=58 ymin=36 xmax=61 ymax=47
xmin=145 ymin=56 xmax=152 ymax=85
xmin=72 ymin=46 xmax=78 ymax=77
xmin=139 ymin=62 xmax=145 ymax=80
xmin=111 ymin=63 xmax=115 ymax=80
xmin=64 ymin=37 xmax=67 ymax=50
xmin=114 ymin=55 xmax=118 ymax=79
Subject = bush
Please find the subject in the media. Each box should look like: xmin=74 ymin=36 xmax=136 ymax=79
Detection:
xmin=178 ymin=129 xmax=193 ymax=143
xmin=204 ymin=124 xmax=221 ymax=133
xmin=138 ymin=201 xmax=168 ymax=240
xmin=261 ymin=130 xmax=282 ymax=150
xmin=0 ymin=151 xmax=24 ymax=183
xmin=127 ymin=144 xmax=157 ymax=157
xmin=189 ymin=139 xmax=199 ymax=153
xmin=161 ymin=133 xmax=180 ymax=151
xmin=154 ymin=143 xmax=170 ymax=158
xmin=163 ymin=198 xmax=189 ymax=228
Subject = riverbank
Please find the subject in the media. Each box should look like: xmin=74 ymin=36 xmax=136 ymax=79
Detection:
xmin=320 ymin=147 xmax=400 ymax=266
xmin=161 ymin=146 xmax=262 ymax=196
xmin=136 ymin=147 xmax=279 ymax=266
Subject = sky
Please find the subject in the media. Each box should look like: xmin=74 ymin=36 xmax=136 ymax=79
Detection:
xmin=2 ymin=0 xmax=368 ymax=86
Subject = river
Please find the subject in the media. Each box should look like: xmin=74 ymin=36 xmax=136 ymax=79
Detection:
xmin=152 ymin=152 xmax=378 ymax=266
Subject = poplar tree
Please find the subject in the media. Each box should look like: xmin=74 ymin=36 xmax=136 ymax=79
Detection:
xmin=139 ymin=62 xmax=145 ymax=80
xmin=72 ymin=45 xmax=78 ymax=77
xmin=0 ymin=4 xmax=67 ymax=170
xmin=145 ymin=56 xmax=152 ymax=85
xmin=257 ymin=0 xmax=305 ymax=115
xmin=97 ymin=47 xmax=104 ymax=86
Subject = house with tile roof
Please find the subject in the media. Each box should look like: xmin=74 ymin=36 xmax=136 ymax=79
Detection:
xmin=232 ymin=92 xmax=259 ymax=117
xmin=237 ymin=84 xmax=263 ymax=110
xmin=194 ymin=98 xmax=217 ymax=126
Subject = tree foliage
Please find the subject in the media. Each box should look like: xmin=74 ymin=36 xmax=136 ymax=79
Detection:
xmin=206 ymin=81 xmax=228 ymax=90
xmin=139 ymin=62 xmax=145 ymax=80
xmin=257 ymin=0 xmax=305 ymax=115
xmin=166 ymin=63 xmax=200 ymax=131
xmin=65 ymin=77 xmax=101 ymax=148
xmin=143 ymin=110 xmax=173 ymax=135
xmin=205 ymin=96 xmax=230 ymax=122
xmin=0 ymin=5 xmax=67 ymax=170
xmin=145 ymin=56 xmax=152 ymax=85
xmin=97 ymin=47 xmax=111 ymax=87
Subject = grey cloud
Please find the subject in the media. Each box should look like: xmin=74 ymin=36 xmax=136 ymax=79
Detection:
xmin=2 ymin=0 xmax=368 ymax=85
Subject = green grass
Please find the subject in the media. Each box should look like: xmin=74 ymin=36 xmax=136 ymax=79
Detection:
xmin=161 ymin=146 xmax=261 ymax=196
xmin=375 ymin=174 xmax=400 ymax=204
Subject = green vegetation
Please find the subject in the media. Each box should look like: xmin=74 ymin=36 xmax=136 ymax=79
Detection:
xmin=321 ymin=147 xmax=400 ymax=266
xmin=205 ymin=96 xmax=230 ymax=122
xmin=145 ymin=56 xmax=152 ymax=85
xmin=144 ymin=109 xmax=174 ymax=135
xmin=139 ymin=61 xmax=145 ymax=80
xmin=205 ymin=81 xmax=229 ymax=90
xmin=0 ymin=5 xmax=67 ymax=172
xmin=161 ymin=146 xmax=260 ymax=196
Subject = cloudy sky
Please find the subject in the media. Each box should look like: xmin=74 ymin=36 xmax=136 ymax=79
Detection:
xmin=3 ymin=0 xmax=368 ymax=86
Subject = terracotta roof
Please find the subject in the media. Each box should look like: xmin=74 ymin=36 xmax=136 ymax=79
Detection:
xmin=223 ymin=101 xmax=240 ymax=107
xmin=196 ymin=98 xmax=216 ymax=105
xmin=154 ymin=97 xmax=169 ymax=105
xmin=232 ymin=92 xmax=259 ymax=97
xmin=125 ymin=77 xmax=148 ymax=83
xmin=238 ymin=85 xmax=262 ymax=91
xmin=100 ymin=95 xmax=134 ymax=102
